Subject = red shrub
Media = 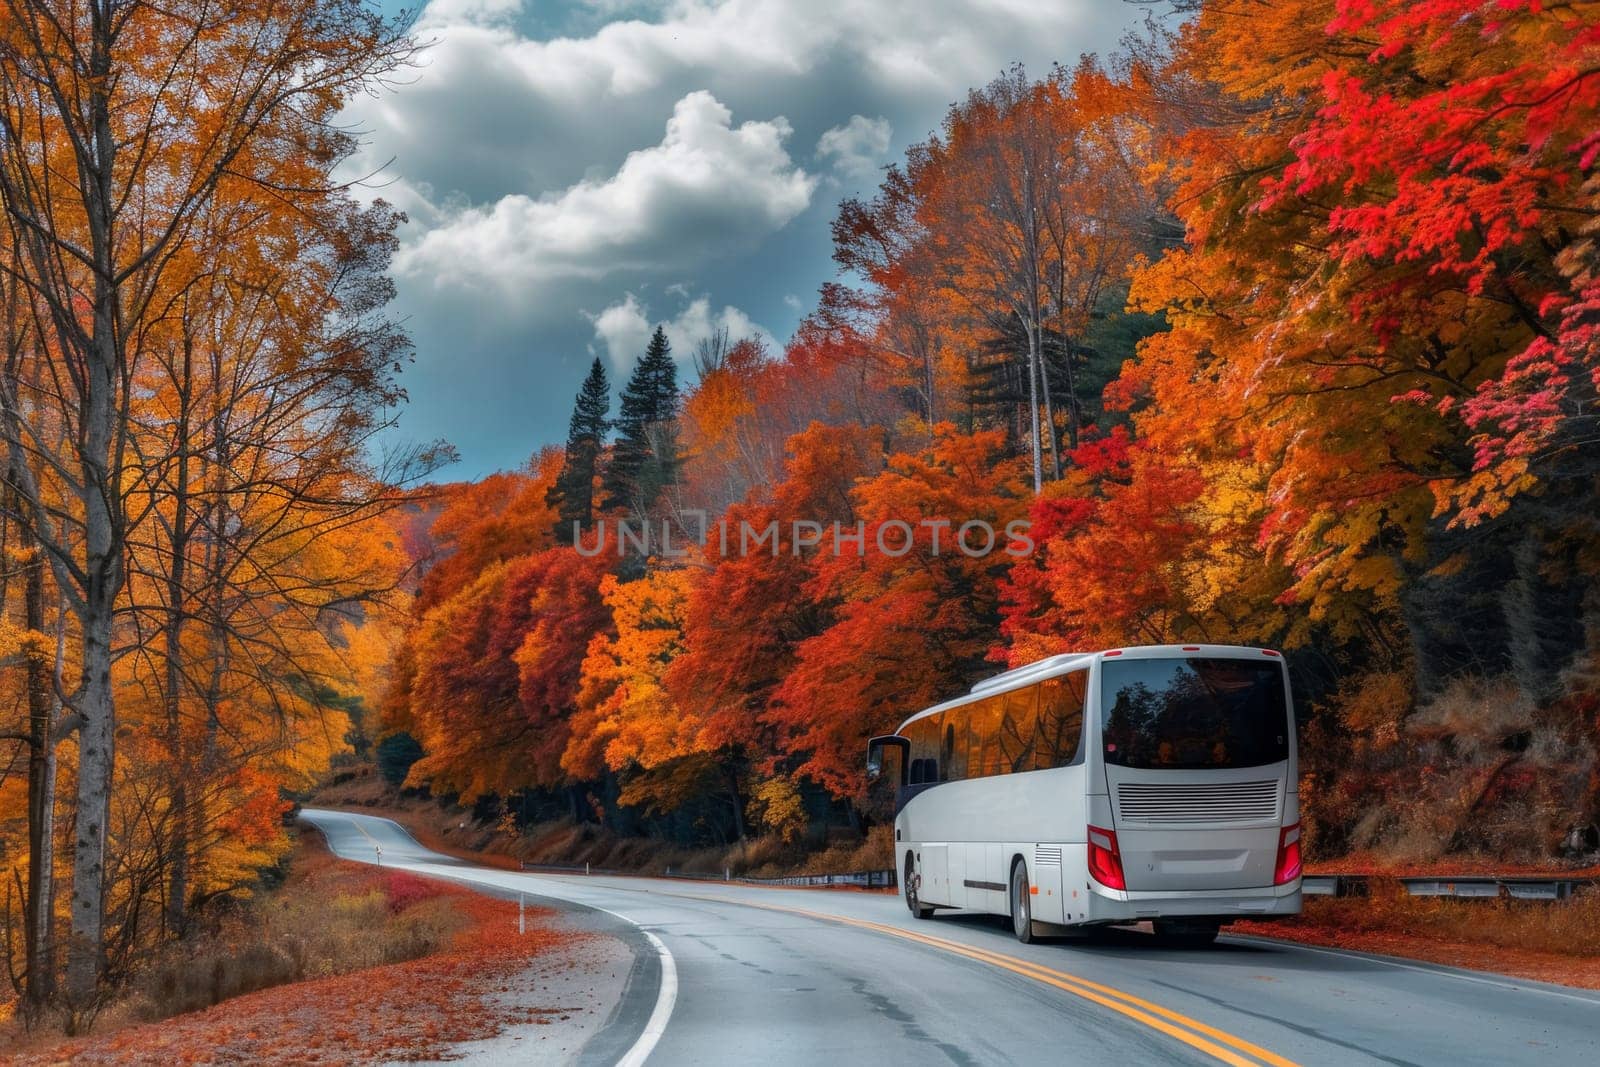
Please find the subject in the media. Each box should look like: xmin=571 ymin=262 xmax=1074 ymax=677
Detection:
xmin=383 ymin=872 xmax=445 ymax=914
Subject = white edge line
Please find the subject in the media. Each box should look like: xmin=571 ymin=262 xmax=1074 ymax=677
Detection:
xmin=474 ymin=893 xmax=677 ymax=1065
xmin=612 ymin=924 xmax=677 ymax=1067
xmin=304 ymin=811 xmax=679 ymax=1064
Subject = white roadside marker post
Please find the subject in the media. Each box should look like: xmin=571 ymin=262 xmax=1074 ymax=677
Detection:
xmin=519 ymin=893 xmax=526 ymax=935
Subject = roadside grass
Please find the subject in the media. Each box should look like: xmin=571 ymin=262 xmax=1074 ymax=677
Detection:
xmin=129 ymin=850 xmax=460 ymax=1021
xmin=5 ymin=836 xmax=581 ymax=1064
xmin=1233 ymin=879 xmax=1600 ymax=987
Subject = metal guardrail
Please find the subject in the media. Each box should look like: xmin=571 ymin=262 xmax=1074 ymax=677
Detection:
xmin=738 ymin=870 xmax=898 ymax=889
xmin=1299 ymin=875 xmax=1345 ymax=897
xmin=1302 ymin=873 xmax=1592 ymax=900
xmin=519 ymin=859 xmax=898 ymax=889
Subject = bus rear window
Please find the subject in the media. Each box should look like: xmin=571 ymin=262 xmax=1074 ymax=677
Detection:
xmin=1101 ymin=658 xmax=1289 ymax=770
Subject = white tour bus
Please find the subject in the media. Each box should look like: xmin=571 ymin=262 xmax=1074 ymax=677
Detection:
xmin=866 ymin=644 xmax=1301 ymax=945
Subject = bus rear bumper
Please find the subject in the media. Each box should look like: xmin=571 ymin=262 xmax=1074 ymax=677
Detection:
xmin=1083 ymin=880 xmax=1302 ymax=923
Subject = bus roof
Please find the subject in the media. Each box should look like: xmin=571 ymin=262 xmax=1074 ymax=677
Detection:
xmin=892 ymin=644 xmax=1284 ymax=734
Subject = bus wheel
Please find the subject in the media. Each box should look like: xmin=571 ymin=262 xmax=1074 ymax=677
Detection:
xmin=1010 ymin=859 xmax=1036 ymax=944
xmin=1153 ymin=920 xmax=1220 ymax=947
xmin=906 ymin=855 xmax=934 ymax=919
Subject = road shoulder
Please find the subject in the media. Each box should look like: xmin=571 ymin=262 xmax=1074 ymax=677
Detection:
xmin=412 ymin=885 xmax=669 ymax=1067
xmin=415 ymin=909 xmax=636 ymax=1065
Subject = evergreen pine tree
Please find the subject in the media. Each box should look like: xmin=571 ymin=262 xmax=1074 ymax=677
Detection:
xmin=602 ymin=326 xmax=679 ymax=513
xmin=548 ymin=357 xmax=611 ymax=542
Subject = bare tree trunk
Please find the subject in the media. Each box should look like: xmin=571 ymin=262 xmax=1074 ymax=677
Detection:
xmin=162 ymin=560 xmax=189 ymax=939
xmin=1038 ymin=334 xmax=1061 ymax=479
xmin=724 ymin=761 xmax=746 ymax=842
xmin=161 ymin=330 xmax=196 ymax=939
xmin=58 ymin=7 xmax=126 ymax=1017
xmin=1050 ymin=287 xmax=1082 ymax=455
xmin=920 ymin=328 xmax=937 ymax=441
xmin=67 ymin=174 xmax=124 ymax=1023
xmin=193 ymin=401 xmax=236 ymax=905
xmin=197 ymin=583 xmax=229 ymax=900
xmin=66 ymin=608 xmax=115 ymax=1023
xmin=163 ymin=706 xmax=188 ymax=939
xmin=1022 ymin=313 xmax=1043 ymax=494
xmin=36 ymin=602 xmax=64 ymax=1007
xmin=1021 ymin=164 xmax=1051 ymax=491
xmin=17 ymin=480 xmax=57 ymax=1015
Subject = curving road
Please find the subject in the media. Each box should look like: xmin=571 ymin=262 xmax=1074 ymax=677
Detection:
xmin=300 ymin=808 xmax=1600 ymax=1066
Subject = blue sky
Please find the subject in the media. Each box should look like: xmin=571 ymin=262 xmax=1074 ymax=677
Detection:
xmin=349 ymin=0 xmax=1156 ymax=478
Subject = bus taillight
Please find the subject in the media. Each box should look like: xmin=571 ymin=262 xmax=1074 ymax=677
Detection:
xmin=1087 ymin=825 xmax=1126 ymax=890
xmin=1274 ymin=823 xmax=1302 ymax=884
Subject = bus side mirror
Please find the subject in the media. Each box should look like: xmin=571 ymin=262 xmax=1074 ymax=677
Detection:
xmin=867 ymin=735 xmax=909 ymax=787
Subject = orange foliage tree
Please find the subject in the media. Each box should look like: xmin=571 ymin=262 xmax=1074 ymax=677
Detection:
xmin=377 ymin=2 xmax=1600 ymax=873
xmin=771 ymin=427 xmax=1029 ymax=795
xmin=0 ymin=0 xmax=423 ymax=1025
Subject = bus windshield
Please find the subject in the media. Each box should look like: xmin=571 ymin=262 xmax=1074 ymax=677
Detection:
xmin=1101 ymin=657 xmax=1289 ymax=770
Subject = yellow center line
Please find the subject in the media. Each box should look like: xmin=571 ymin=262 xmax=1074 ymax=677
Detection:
xmin=347 ymin=819 xmax=381 ymax=851
xmin=838 ymin=915 xmax=1297 ymax=1067
xmin=670 ymin=889 xmax=1298 ymax=1067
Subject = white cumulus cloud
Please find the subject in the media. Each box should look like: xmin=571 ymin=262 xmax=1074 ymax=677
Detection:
xmin=406 ymin=0 xmax=1103 ymax=109
xmin=394 ymin=91 xmax=817 ymax=291
xmin=416 ymin=0 xmax=523 ymax=30
xmin=589 ymin=291 xmax=779 ymax=375
xmin=816 ymin=115 xmax=892 ymax=180
xmin=341 ymin=0 xmax=1125 ymax=209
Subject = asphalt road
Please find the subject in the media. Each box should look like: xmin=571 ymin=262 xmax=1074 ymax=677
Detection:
xmin=300 ymin=808 xmax=1600 ymax=1066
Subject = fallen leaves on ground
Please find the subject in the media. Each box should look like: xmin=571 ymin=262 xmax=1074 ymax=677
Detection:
xmin=14 ymin=871 xmax=584 ymax=1065
xmin=1235 ymin=917 xmax=1600 ymax=990
xmin=1234 ymin=888 xmax=1600 ymax=990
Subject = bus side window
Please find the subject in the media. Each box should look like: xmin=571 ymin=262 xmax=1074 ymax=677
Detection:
xmin=999 ymin=687 xmax=1038 ymax=773
xmin=905 ymin=713 xmax=940 ymax=784
xmin=940 ymin=723 xmax=961 ymax=781
xmin=967 ymin=696 xmax=1005 ymax=778
xmin=1035 ymin=670 xmax=1087 ymax=769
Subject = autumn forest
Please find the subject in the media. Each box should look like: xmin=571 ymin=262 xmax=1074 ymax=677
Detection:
xmin=3 ymin=0 xmax=1600 ymax=1037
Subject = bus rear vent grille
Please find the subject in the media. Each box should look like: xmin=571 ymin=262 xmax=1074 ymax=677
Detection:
xmin=1035 ymin=846 xmax=1063 ymax=867
xmin=1116 ymin=780 xmax=1279 ymax=823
